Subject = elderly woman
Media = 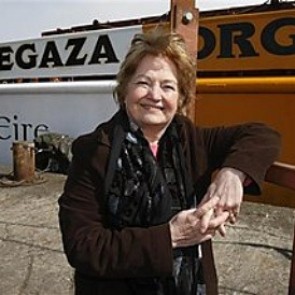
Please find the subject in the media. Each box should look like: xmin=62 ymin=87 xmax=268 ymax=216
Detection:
xmin=58 ymin=30 xmax=281 ymax=295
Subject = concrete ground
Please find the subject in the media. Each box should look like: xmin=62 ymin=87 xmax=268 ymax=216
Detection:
xmin=0 ymin=167 xmax=294 ymax=295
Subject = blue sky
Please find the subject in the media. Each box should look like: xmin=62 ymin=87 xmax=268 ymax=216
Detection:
xmin=0 ymin=0 xmax=267 ymax=43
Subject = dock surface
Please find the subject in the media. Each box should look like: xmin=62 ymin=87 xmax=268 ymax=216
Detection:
xmin=0 ymin=168 xmax=294 ymax=295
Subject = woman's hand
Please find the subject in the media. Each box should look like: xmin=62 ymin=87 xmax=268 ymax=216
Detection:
xmin=169 ymin=196 xmax=229 ymax=248
xmin=199 ymin=167 xmax=246 ymax=236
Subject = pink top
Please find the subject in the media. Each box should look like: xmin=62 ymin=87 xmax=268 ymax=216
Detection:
xmin=149 ymin=142 xmax=159 ymax=158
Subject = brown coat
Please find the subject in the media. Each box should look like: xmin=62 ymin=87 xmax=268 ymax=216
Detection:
xmin=58 ymin=110 xmax=281 ymax=295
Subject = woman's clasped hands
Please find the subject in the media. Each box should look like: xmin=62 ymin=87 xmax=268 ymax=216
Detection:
xmin=169 ymin=167 xmax=246 ymax=249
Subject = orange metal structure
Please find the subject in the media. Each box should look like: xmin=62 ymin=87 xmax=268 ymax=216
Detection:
xmin=194 ymin=3 xmax=295 ymax=207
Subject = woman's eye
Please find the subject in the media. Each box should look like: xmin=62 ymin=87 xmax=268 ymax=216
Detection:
xmin=136 ymin=81 xmax=149 ymax=86
xmin=163 ymin=84 xmax=176 ymax=91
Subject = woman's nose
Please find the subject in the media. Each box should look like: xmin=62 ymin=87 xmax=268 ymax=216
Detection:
xmin=148 ymin=85 xmax=162 ymax=101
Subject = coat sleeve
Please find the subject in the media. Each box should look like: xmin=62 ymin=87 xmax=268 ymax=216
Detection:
xmin=58 ymin=136 xmax=173 ymax=279
xmin=198 ymin=122 xmax=281 ymax=195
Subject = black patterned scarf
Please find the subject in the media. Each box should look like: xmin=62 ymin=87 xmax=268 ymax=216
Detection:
xmin=106 ymin=112 xmax=205 ymax=295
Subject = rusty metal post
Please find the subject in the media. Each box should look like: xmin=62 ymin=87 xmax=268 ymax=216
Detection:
xmin=170 ymin=0 xmax=199 ymax=123
xmin=12 ymin=141 xmax=35 ymax=182
xmin=265 ymin=162 xmax=295 ymax=295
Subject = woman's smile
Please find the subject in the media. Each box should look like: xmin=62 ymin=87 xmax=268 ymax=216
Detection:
xmin=140 ymin=103 xmax=164 ymax=110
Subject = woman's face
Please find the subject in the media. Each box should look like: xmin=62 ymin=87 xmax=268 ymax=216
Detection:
xmin=125 ymin=54 xmax=179 ymax=137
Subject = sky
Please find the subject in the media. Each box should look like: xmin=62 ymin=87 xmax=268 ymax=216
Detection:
xmin=0 ymin=0 xmax=270 ymax=43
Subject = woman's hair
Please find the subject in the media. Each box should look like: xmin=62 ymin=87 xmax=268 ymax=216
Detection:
xmin=113 ymin=30 xmax=196 ymax=112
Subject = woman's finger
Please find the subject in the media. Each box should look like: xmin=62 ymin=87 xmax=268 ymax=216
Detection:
xmin=217 ymin=224 xmax=227 ymax=237
xmin=199 ymin=208 xmax=214 ymax=233
xmin=209 ymin=211 xmax=229 ymax=229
